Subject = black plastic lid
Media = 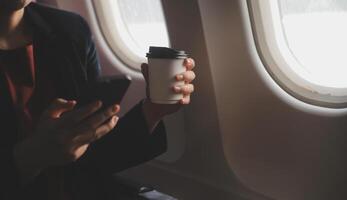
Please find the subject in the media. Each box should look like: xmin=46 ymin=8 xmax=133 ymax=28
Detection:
xmin=146 ymin=46 xmax=188 ymax=59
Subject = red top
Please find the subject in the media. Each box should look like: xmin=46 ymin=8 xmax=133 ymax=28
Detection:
xmin=0 ymin=45 xmax=36 ymax=138
xmin=0 ymin=45 xmax=69 ymax=199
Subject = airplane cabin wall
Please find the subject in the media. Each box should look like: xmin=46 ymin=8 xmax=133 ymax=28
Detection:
xmin=198 ymin=0 xmax=347 ymax=199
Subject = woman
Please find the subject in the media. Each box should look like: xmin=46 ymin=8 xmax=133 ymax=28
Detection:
xmin=0 ymin=0 xmax=196 ymax=199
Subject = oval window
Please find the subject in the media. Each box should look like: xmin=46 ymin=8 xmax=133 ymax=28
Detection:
xmin=92 ymin=0 xmax=170 ymax=70
xmin=249 ymin=0 xmax=347 ymax=108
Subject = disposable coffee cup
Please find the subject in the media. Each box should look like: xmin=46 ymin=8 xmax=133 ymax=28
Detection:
xmin=146 ymin=46 xmax=188 ymax=104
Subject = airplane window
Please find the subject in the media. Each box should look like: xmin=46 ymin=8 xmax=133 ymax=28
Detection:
xmin=249 ymin=0 xmax=347 ymax=108
xmin=279 ymin=0 xmax=347 ymax=89
xmin=92 ymin=0 xmax=170 ymax=70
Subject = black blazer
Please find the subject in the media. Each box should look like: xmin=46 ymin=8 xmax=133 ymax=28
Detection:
xmin=0 ymin=3 xmax=167 ymax=200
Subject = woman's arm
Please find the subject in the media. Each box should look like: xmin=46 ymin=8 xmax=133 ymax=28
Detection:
xmin=74 ymin=100 xmax=167 ymax=174
xmin=68 ymin=17 xmax=167 ymax=174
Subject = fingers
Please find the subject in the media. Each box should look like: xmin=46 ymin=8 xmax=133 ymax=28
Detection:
xmin=60 ymin=101 xmax=102 ymax=126
xmin=180 ymin=95 xmax=191 ymax=105
xmin=176 ymin=71 xmax=196 ymax=83
xmin=173 ymin=84 xmax=194 ymax=95
xmin=85 ymin=104 xmax=120 ymax=130
xmin=94 ymin=116 xmax=119 ymax=140
xmin=177 ymin=58 xmax=196 ymax=83
xmin=183 ymin=58 xmax=195 ymax=70
xmin=141 ymin=63 xmax=149 ymax=83
xmin=75 ymin=115 xmax=119 ymax=145
xmin=72 ymin=104 xmax=120 ymax=138
xmin=173 ymin=84 xmax=193 ymax=105
xmin=42 ymin=98 xmax=76 ymax=119
xmin=174 ymin=58 xmax=195 ymax=106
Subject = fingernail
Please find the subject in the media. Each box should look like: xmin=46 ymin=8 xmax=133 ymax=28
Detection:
xmin=67 ymin=100 xmax=75 ymax=105
xmin=174 ymin=86 xmax=181 ymax=92
xmin=113 ymin=105 xmax=119 ymax=112
xmin=59 ymin=98 xmax=67 ymax=103
xmin=186 ymin=58 xmax=192 ymax=65
xmin=112 ymin=116 xmax=118 ymax=123
xmin=176 ymin=74 xmax=184 ymax=80
xmin=95 ymin=101 xmax=102 ymax=108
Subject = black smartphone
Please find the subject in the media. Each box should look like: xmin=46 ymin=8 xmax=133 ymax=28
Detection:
xmin=77 ymin=74 xmax=132 ymax=109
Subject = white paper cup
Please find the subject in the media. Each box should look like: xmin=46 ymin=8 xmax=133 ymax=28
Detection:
xmin=146 ymin=47 xmax=188 ymax=104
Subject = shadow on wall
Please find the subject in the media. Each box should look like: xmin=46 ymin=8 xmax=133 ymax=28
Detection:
xmin=315 ymin=129 xmax=347 ymax=200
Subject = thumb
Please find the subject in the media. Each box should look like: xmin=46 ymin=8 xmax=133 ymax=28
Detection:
xmin=141 ymin=63 xmax=149 ymax=83
xmin=42 ymin=98 xmax=76 ymax=119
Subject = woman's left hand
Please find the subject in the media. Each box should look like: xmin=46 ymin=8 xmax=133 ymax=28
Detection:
xmin=141 ymin=58 xmax=196 ymax=131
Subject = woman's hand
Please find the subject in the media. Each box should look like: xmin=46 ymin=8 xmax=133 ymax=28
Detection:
xmin=14 ymin=98 xmax=120 ymax=182
xmin=141 ymin=58 xmax=196 ymax=132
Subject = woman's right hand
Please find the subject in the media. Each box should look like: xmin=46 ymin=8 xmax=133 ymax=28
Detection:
xmin=14 ymin=98 xmax=120 ymax=182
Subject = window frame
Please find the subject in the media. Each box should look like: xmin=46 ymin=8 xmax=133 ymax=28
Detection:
xmin=248 ymin=0 xmax=347 ymax=108
xmin=91 ymin=0 xmax=170 ymax=71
